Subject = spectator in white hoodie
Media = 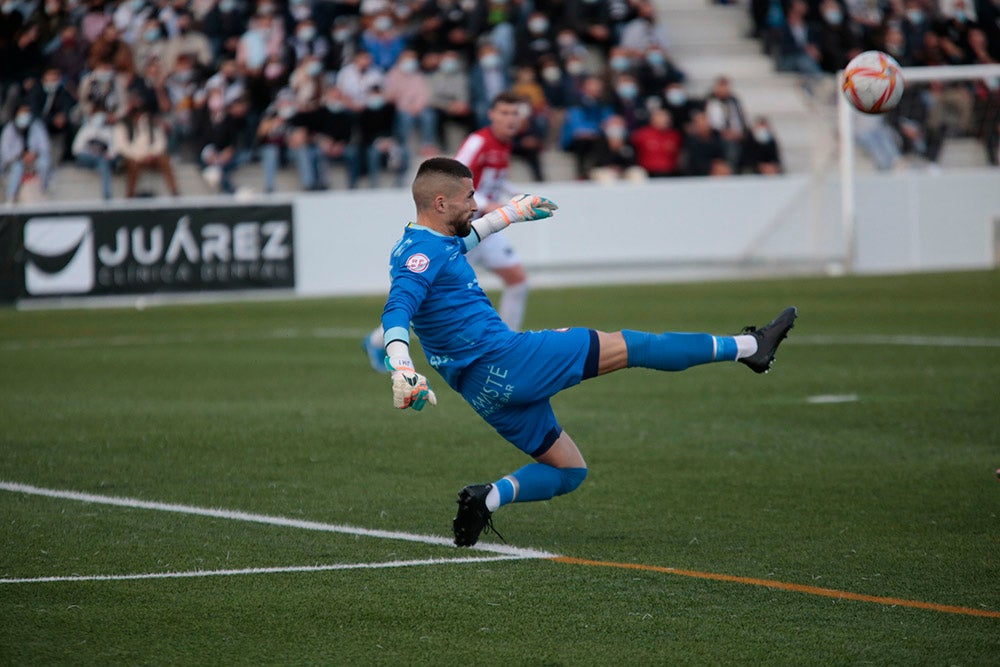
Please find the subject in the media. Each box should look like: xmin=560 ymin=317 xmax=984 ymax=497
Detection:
xmin=72 ymin=108 xmax=119 ymax=200
xmin=1 ymin=104 xmax=52 ymax=203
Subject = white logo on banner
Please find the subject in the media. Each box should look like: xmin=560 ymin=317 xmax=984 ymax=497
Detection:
xmin=24 ymin=217 xmax=95 ymax=295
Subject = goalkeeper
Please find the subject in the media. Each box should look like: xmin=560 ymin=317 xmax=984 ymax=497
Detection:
xmin=381 ymin=157 xmax=798 ymax=547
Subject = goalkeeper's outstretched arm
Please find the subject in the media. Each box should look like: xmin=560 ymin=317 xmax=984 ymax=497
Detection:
xmin=464 ymin=194 xmax=558 ymax=251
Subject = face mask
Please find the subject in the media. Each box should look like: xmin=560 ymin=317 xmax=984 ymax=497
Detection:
xmin=541 ymin=67 xmax=561 ymax=83
xmin=175 ymin=69 xmax=193 ymax=82
xmin=616 ymin=83 xmax=637 ymax=99
xmin=43 ymin=81 xmax=59 ymax=93
xmin=333 ymin=28 xmax=352 ymax=42
xmin=528 ymin=18 xmax=548 ymax=33
xmin=645 ymin=51 xmax=665 ymax=66
xmin=219 ymin=0 xmax=235 ymax=11
xmin=566 ymin=60 xmax=585 ymax=76
xmin=131 ymin=0 xmax=143 ymax=10
xmin=367 ymin=95 xmax=385 ymax=109
xmin=954 ymin=11 xmax=966 ymax=22
xmin=14 ymin=113 xmax=31 ymax=128
xmin=753 ymin=128 xmax=771 ymax=143
xmin=292 ymin=5 xmax=311 ymax=20
xmin=92 ymin=112 xmax=106 ymax=125
xmin=95 ymin=69 xmax=114 ymax=82
xmin=298 ymin=27 xmax=316 ymax=41
xmin=399 ymin=59 xmax=418 ymax=73
xmin=666 ymin=89 xmax=686 ymax=105
xmin=439 ymin=58 xmax=459 ymax=74
xmin=1 ymin=2 xmax=18 ymax=15
xmin=480 ymin=53 xmax=501 ymax=69
xmin=306 ymin=61 xmax=323 ymax=77
xmin=606 ymin=126 xmax=626 ymax=140
xmin=326 ymin=101 xmax=345 ymax=112
xmin=610 ymin=56 xmax=631 ymax=72
xmin=264 ymin=62 xmax=284 ymax=79
xmin=906 ymin=10 xmax=923 ymax=24
xmin=144 ymin=28 xmax=161 ymax=41
xmin=374 ymin=16 xmax=392 ymax=31
xmin=278 ymin=106 xmax=295 ymax=119
xmin=557 ymin=33 xmax=576 ymax=48
xmin=822 ymin=10 xmax=842 ymax=24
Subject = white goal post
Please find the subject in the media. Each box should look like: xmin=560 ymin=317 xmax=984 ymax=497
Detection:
xmin=837 ymin=63 xmax=1000 ymax=271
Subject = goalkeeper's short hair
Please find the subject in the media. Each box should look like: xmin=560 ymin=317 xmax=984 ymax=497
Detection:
xmin=415 ymin=157 xmax=472 ymax=182
xmin=412 ymin=158 xmax=474 ymax=211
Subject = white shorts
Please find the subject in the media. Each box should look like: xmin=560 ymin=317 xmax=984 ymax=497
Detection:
xmin=467 ymin=231 xmax=521 ymax=270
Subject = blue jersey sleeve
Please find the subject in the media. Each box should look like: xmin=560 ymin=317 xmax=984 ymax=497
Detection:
xmin=381 ymin=232 xmax=451 ymax=345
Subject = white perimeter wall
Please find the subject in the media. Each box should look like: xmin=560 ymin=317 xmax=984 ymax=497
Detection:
xmin=852 ymin=171 xmax=998 ymax=273
xmin=294 ymin=168 xmax=999 ymax=296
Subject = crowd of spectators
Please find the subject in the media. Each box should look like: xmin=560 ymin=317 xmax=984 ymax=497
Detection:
xmin=0 ymin=0 xmax=839 ymax=203
xmin=750 ymin=0 xmax=1000 ymax=169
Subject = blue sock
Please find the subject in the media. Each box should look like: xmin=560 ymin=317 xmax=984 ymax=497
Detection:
xmin=621 ymin=330 xmax=737 ymax=370
xmin=493 ymin=464 xmax=587 ymax=507
xmin=493 ymin=477 xmax=516 ymax=506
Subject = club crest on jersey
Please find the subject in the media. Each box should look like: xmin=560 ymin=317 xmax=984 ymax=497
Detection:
xmin=405 ymin=253 xmax=430 ymax=273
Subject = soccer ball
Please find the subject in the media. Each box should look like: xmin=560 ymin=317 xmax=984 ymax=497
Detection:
xmin=841 ymin=50 xmax=905 ymax=114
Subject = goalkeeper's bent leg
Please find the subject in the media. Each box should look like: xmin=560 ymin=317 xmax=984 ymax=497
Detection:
xmin=486 ymin=464 xmax=588 ymax=511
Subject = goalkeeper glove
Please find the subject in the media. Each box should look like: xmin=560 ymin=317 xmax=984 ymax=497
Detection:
xmin=472 ymin=194 xmax=558 ymax=240
xmin=386 ymin=357 xmax=437 ymax=411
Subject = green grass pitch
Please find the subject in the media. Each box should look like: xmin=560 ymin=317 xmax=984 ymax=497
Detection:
xmin=1 ymin=270 xmax=998 ymax=665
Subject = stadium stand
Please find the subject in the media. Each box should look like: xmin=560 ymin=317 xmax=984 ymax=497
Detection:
xmin=3 ymin=0 xmax=995 ymax=203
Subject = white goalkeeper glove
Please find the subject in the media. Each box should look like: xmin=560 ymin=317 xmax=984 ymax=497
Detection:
xmin=386 ymin=356 xmax=437 ymax=411
xmin=471 ymin=194 xmax=558 ymax=240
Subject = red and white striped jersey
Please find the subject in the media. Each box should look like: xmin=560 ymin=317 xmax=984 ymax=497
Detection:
xmin=454 ymin=127 xmax=513 ymax=208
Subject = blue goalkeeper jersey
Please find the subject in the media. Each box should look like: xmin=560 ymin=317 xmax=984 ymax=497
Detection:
xmin=381 ymin=223 xmax=518 ymax=389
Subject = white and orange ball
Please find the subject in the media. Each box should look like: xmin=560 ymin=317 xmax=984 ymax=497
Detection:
xmin=841 ymin=50 xmax=905 ymax=114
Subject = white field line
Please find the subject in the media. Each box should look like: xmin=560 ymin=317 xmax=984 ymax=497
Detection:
xmin=0 ymin=327 xmax=372 ymax=352
xmin=0 ymin=481 xmax=555 ymax=561
xmin=806 ymin=393 xmax=860 ymax=404
xmin=794 ymin=334 xmax=1000 ymax=348
xmin=0 ymin=555 xmax=527 ymax=585
xmin=3 ymin=330 xmax=999 ymax=352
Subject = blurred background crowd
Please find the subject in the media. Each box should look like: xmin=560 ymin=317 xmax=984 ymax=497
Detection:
xmin=0 ymin=0 xmax=996 ymax=202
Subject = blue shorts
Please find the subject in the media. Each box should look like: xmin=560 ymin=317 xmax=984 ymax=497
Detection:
xmin=457 ymin=328 xmax=599 ymax=457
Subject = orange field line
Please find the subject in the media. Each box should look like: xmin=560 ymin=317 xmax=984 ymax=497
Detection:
xmin=550 ymin=556 xmax=1000 ymax=619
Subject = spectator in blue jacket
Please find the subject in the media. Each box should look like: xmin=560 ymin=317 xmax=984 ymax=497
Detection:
xmin=360 ymin=12 xmax=408 ymax=71
xmin=560 ymin=75 xmax=614 ymax=179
